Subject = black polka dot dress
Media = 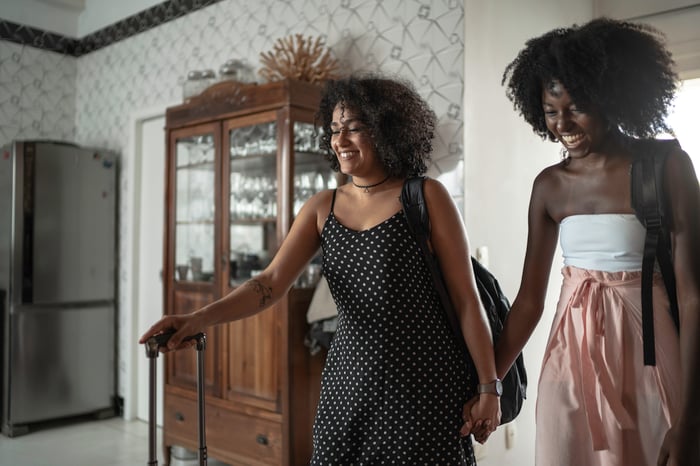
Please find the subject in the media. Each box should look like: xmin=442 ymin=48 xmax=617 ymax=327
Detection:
xmin=310 ymin=191 xmax=477 ymax=465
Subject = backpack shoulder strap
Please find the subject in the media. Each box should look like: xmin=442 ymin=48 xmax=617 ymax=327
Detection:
xmin=400 ymin=176 xmax=429 ymax=238
xmin=400 ymin=177 xmax=463 ymax=340
xmin=630 ymin=139 xmax=680 ymax=366
xmin=630 ymin=139 xmax=679 ymax=228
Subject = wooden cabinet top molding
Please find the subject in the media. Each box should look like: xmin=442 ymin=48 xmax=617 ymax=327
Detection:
xmin=166 ymin=78 xmax=324 ymax=129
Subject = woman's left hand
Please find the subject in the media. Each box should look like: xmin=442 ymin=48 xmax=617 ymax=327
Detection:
xmin=460 ymin=394 xmax=500 ymax=443
xmin=459 ymin=395 xmax=479 ymax=438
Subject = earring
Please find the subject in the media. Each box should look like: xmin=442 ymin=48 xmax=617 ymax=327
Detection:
xmin=560 ymin=147 xmax=569 ymax=160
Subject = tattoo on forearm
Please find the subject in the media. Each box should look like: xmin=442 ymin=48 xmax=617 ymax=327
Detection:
xmin=247 ymin=279 xmax=272 ymax=307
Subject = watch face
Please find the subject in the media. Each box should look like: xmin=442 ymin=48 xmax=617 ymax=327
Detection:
xmin=495 ymin=380 xmax=503 ymax=396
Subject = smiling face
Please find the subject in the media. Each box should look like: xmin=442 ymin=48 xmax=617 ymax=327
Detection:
xmin=330 ymin=103 xmax=383 ymax=177
xmin=542 ymin=81 xmax=609 ymax=159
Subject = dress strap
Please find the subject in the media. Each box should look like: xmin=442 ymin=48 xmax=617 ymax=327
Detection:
xmin=329 ymin=189 xmax=337 ymax=214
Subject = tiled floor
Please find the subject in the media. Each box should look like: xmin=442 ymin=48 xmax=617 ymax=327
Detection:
xmin=0 ymin=417 xmax=162 ymax=466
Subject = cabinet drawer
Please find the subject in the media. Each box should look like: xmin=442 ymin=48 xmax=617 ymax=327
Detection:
xmin=164 ymin=393 xmax=282 ymax=465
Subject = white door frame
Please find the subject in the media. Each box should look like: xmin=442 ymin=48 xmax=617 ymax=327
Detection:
xmin=122 ymin=104 xmax=174 ymax=420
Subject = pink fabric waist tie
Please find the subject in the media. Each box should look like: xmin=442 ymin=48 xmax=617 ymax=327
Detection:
xmin=568 ymin=273 xmax=636 ymax=451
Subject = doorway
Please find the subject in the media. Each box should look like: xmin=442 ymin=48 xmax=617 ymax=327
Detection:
xmin=135 ymin=115 xmax=166 ymax=424
xmin=667 ymin=77 xmax=700 ymax=170
xmin=123 ymin=110 xmax=167 ymax=425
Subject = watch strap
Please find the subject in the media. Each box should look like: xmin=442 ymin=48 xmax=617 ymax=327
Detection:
xmin=477 ymin=378 xmax=503 ymax=396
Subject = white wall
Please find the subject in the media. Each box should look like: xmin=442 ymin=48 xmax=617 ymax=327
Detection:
xmin=78 ymin=0 xmax=164 ymax=36
xmin=463 ymin=1 xmax=592 ymax=465
xmin=594 ymin=0 xmax=700 ymax=19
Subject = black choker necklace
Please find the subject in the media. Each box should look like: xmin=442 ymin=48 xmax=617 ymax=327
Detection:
xmin=352 ymin=175 xmax=390 ymax=193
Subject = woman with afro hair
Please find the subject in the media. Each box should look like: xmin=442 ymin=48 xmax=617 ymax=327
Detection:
xmin=141 ymin=75 xmax=500 ymax=464
xmin=492 ymin=17 xmax=700 ymax=466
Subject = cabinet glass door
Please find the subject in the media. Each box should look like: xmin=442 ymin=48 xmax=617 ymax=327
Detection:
xmin=174 ymin=133 xmax=216 ymax=283
xmin=293 ymin=121 xmax=336 ymax=288
xmin=228 ymin=121 xmax=277 ymax=287
xmin=292 ymin=121 xmax=336 ymax=216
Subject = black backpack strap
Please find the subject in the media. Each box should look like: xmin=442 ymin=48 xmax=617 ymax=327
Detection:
xmin=630 ymin=139 xmax=680 ymax=366
xmin=400 ymin=177 xmax=464 ymax=341
xmin=401 ymin=177 xmax=528 ymax=423
xmin=638 ymin=152 xmax=661 ymax=366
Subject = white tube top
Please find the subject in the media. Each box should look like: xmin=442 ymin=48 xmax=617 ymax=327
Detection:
xmin=559 ymin=214 xmax=645 ymax=272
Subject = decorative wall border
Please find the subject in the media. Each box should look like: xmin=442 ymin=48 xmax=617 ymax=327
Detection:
xmin=0 ymin=0 xmax=225 ymax=56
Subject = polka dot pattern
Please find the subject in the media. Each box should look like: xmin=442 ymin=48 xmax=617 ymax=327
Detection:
xmin=310 ymin=202 xmax=477 ymax=465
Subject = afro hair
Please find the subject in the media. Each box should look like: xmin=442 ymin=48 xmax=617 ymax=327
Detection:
xmin=502 ymin=17 xmax=679 ymax=141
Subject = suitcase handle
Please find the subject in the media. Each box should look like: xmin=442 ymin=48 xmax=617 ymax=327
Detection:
xmin=144 ymin=329 xmax=207 ymax=465
xmin=146 ymin=328 xmax=206 ymax=356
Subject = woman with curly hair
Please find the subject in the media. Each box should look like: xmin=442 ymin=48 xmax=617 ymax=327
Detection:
xmin=141 ymin=75 xmax=500 ymax=464
xmin=493 ymin=17 xmax=700 ymax=466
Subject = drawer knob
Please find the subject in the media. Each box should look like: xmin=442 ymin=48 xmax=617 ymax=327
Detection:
xmin=256 ymin=434 xmax=269 ymax=445
xmin=175 ymin=411 xmax=185 ymax=421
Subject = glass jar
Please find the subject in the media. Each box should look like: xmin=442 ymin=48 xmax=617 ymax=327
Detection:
xmin=183 ymin=69 xmax=216 ymax=101
xmin=218 ymin=59 xmax=255 ymax=84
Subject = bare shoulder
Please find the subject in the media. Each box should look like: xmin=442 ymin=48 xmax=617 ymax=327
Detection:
xmin=423 ymin=178 xmax=463 ymax=218
xmin=666 ymin=145 xmax=697 ymax=177
xmin=299 ymin=188 xmax=336 ymax=231
xmin=527 ymin=161 xmax=572 ymax=224
xmin=535 ymin=160 xmax=565 ymax=183
xmin=306 ymin=187 xmax=336 ymax=207
xmin=665 ymin=146 xmax=700 ymax=209
xmin=421 ymin=178 xmax=465 ymax=235
xmin=422 ymin=177 xmax=455 ymax=203
xmin=532 ymin=161 xmax=566 ymax=196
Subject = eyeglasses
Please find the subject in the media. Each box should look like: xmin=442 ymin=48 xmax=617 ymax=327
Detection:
xmin=329 ymin=126 xmax=366 ymax=138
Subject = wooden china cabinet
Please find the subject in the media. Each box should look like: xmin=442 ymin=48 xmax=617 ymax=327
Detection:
xmin=162 ymin=79 xmax=333 ymax=465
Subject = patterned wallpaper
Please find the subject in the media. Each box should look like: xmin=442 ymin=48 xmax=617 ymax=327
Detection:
xmin=2 ymin=0 xmax=464 ymax=174
xmin=74 ymin=0 xmax=464 ymax=174
xmin=0 ymin=0 xmax=464 ymax=398
xmin=0 ymin=42 xmax=77 ymax=144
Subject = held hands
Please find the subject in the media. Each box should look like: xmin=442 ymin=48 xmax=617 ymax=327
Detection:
xmin=460 ymin=394 xmax=501 ymax=443
xmin=139 ymin=313 xmax=205 ymax=351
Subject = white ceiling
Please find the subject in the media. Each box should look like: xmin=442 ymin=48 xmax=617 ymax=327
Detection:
xmin=36 ymin=0 xmax=86 ymax=11
xmin=0 ymin=0 xmax=163 ymax=37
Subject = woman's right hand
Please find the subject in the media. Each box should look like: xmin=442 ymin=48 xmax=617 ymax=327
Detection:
xmin=460 ymin=394 xmax=499 ymax=443
xmin=139 ymin=312 xmax=206 ymax=351
xmin=470 ymin=394 xmax=500 ymax=443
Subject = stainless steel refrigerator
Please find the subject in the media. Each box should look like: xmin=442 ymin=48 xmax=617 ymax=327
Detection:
xmin=0 ymin=141 xmax=117 ymax=437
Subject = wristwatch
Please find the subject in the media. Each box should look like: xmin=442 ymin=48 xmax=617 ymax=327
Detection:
xmin=477 ymin=378 xmax=503 ymax=397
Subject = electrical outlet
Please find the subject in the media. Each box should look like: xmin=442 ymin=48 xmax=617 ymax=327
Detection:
xmin=475 ymin=246 xmax=489 ymax=268
xmin=505 ymin=422 xmax=517 ymax=449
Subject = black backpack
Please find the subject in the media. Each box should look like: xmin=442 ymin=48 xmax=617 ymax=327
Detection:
xmin=630 ymin=138 xmax=681 ymax=366
xmin=400 ymin=177 xmax=527 ymax=424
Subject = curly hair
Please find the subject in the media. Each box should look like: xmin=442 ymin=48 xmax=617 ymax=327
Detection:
xmin=502 ymin=17 xmax=678 ymax=141
xmin=315 ymin=74 xmax=436 ymax=178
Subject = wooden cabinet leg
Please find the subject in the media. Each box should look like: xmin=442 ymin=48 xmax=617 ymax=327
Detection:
xmin=163 ymin=442 xmax=171 ymax=466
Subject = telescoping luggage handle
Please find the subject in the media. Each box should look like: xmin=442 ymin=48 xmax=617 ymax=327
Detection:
xmin=144 ymin=330 xmax=207 ymax=466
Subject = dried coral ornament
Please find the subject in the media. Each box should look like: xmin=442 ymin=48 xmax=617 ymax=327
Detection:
xmin=259 ymin=34 xmax=341 ymax=84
